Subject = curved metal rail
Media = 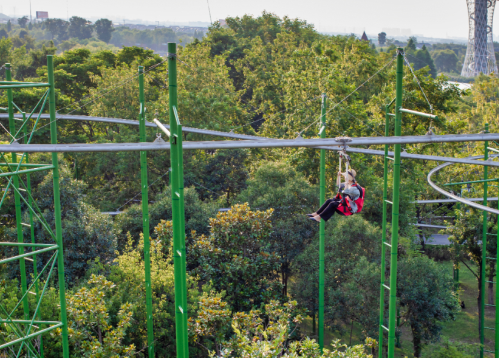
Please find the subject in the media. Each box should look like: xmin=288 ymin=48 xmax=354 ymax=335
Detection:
xmin=427 ymin=154 xmax=499 ymax=214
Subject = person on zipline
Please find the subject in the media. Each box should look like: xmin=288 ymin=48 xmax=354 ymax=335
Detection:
xmin=308 ymin=169 xmax=365 ymax=222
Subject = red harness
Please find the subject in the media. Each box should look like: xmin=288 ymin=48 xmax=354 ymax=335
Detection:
xmin=335 ymin=184 xmax=365 ymax=216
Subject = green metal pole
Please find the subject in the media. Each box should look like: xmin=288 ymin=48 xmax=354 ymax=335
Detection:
xmin=47 ymin=55 xmax=70 ymax=358
xmin=5 ymin=64 xmax=30 ymax=323
xmin=387 ymin=49 xmax=404 ymax=358
xmin=378 ymin=104 xmax=390 ymax=358
xmin=138 ymin=65 xmax=155 ymax=357
xmin=168 ymin=42 xmax=189 ymax=358
xmin=318 ymin=93 xmax=327 ymax=352
xmin=24 ymin=112 xmax=44 ymax=357
xmin=480 ymin=123 xmax=489 ymax=358
xmin=496 ymin=177 xmax=499 ymax=357
xmin=177 ymin=122 xmax=189 ymax=356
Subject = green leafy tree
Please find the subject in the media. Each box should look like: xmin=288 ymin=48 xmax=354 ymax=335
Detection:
xmin=113 ymin=186 xmax=218 ymax=250
xmin=17 ymin=16 xmax=29 ymax=28
xmin=192 ymin=298 xmax=375 ymax=357
xmin=406 ymin=37 xmax=417 ymax=52
xmin=414 ymin=45 xmax=437 ymax=77
xmin=397 ymin=256 xmax=461 ymax=357
xmin=68 ymin=16 xmax=93 ymax=40
xmin=186 ymin=149 xmax=249 ymax=206
xmin=378 ymin=32 xmax=386 ymax=46
xmin=0 ymin=28 xmax=8 ymax=38
xmin=94 ymin=227 xmax=203 ymax=356
xmin=94 ymin=19 xmax=114 ymax=43
xmin=45 ymin=18 xmax=69 ymax=41
xmin=190 ymin=203 xmax=284 ymax=312
xmin=4 ymin=162 xmax=116 ymax=284
xmin=420 ymin=336 xmax=480 ymax=358
xmin=292 ymin=216 xmax=382 ymax=338
xmin=0 ymin=37 xmax=11 ymax=65
xmin=446 ymin=208 xmax=497 ymax=335
xmin=433 ymin=49 xmax=459 ymax=73
xmin=237 ymin=161 xmax=319 ymax=295
xmin=62 ymin=274 xmax=136 ymax=357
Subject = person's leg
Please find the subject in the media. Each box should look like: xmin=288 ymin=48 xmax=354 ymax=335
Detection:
xmin=316 ymin=199 xmax=339 ymax=215
xmin=316 ymin=200 xmax=341 ymax=222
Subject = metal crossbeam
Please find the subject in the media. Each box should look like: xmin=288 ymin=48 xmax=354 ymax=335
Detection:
xmin=414 ymin=197 xmax=498 ymax=204
xmin=428 ymin=154 xmax=499 ymax=215
xmin=2 ymin=133 xmax=499 ymax=153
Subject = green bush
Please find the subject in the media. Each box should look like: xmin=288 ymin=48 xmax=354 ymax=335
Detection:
xmin=420 ymin=337 xmax=480 ymax=358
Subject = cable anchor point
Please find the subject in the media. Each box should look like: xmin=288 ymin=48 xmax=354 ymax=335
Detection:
xmin=154 ymin=133 xmax=166 ymax=143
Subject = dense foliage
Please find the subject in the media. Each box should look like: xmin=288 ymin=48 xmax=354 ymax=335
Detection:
xmin=0 ymin=11 xmax=494 ymax=357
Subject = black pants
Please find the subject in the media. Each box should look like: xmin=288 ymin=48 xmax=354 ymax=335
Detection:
xmin=316 ymin=198 xmax=346 ymax=222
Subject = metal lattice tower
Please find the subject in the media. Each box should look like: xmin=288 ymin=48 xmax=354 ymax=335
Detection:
xmin=462 ymin=0 xmax=499 ymax=77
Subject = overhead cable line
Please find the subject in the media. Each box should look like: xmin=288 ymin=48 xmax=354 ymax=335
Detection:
xmin=298 ymin=55 xmax=397 ymax=136
xmin=403 ymin=54 xmax=433 ymax=113
xmin=176 ymin=55 xmax=324 ymax=136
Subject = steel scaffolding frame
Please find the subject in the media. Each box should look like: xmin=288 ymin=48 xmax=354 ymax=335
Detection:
xmin=2 ymin=45 xmax=499 ymax=358
xmin=0 ymin=57 xmax=69 ymax=358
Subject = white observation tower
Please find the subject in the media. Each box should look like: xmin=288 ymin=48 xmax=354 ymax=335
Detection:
xmin=462 ymin=0 xmax=499 ymax=77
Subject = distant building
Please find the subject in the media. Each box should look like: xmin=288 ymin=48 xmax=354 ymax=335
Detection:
xmin=361 ymin=31 xmax=368 ymax=41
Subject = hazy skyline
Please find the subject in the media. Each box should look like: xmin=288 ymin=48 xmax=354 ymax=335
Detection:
xmin=0 ymin=0 xmax=488 ymax=39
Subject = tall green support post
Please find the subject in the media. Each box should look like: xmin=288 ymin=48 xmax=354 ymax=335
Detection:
xmin=5 ymin=63 xmax=30 ymax=322
xmin=318 ymin=94 xmax=327 ymax=352
xmin=480 ymin=123 xmax=489 ymax=358
xmin=378 ymin=103 xmax=391 ymax=358
xmin=168 ymin=42 xmax=189 ymax=358
xmin=387 ymin=49 xmax=404 ymax=358
xmin=138 ymin=65 xmax=155 ymax=357
xmin=496 ymin=175 xmax=499 ymax=357
xmin=24 ymin=113 xmax=44 ymax=357
xmin=47 ymin=55 xmax=70 ymax=358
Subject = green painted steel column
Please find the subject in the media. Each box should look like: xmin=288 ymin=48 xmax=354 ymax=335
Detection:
xmin=5 ymin=64 xmax=30 ymax=322
xmin=47 ymin=55 xmax=70 ymax=358
xmin=168 ymin=42 xmax=189 ymax=358
xmin=176 ymin=123 xmax=189 ymax=356
xmin=378 ymin=104 xmax=391 ymax=358
xmin=24 ymin=113 xmax=44 ymax=357
xmin=480 ymin=123 xmax=489 ymax=358
xmin=318 ymin=94 xmax=327 ymax=351
xmin=387 ymin=49 xmax=404 ymax=358
xmin=138 ymin=65 xmax=155 ymax=357
xmin=496 ymin=176 xmax=499 ymax=357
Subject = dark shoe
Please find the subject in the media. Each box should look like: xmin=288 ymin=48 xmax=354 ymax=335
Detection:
xmin=307 ymin=214 xmax=315 ymax=217
xmin=309 ymin=217 xmax=320 ymax=222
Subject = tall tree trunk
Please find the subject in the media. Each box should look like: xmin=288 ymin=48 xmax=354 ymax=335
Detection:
xmin=312 ymin=313 xmax=316 ymax=334
xmin=488 ymin=281 xmax=495 ymax=307
xmin=281 ymin=263 xmax=289 ymax=296
xmin=411 ymin=323 xmax=422 ymax=357
xmin=488 ymin=263 xmax=495 ymax=307
xmin=349 ymin=319 xmax=354 ymax=346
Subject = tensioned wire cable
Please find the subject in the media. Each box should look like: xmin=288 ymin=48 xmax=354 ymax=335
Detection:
xmin=403 ymin=54 xmax=433 ymax=113
xmin=297 ymin=54 xmax=397 ymax=136
xmin=176 ymin=55 xmax=324 ymax=135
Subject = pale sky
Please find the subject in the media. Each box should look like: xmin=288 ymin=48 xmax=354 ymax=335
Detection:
xmin=1 ymin=0 xmax=487 ymax=39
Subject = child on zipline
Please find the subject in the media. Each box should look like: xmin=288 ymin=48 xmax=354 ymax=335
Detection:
xmin=308 ymin=168 xmax=365 ymax=222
